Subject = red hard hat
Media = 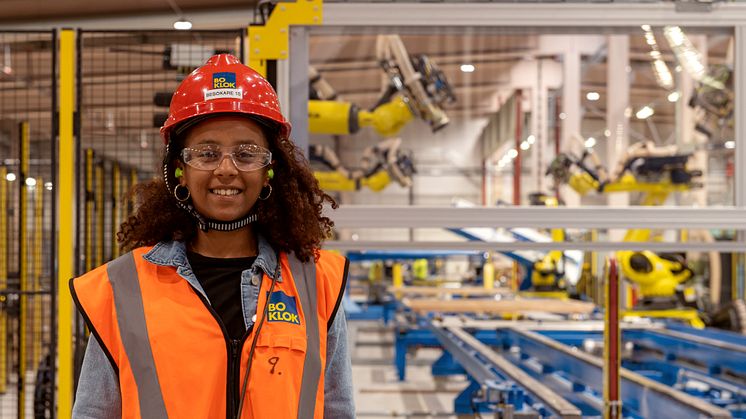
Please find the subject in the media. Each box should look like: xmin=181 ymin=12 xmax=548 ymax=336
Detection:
xmin=160 ymin=54 xmax=291 ymax=143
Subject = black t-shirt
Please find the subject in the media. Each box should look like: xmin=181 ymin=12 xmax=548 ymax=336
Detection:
xmin=186 ymin=251 xmax=257 ymax=340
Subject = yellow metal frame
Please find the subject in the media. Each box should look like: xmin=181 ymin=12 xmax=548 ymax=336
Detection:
xmin=622 ymin=308 xmax=705 ymax=328
xmin=95 ymin=163 xmax=104 ymax=266
xmin=18 ymin=121 xmax=29 ymax=418
xmin=112 ymin=163 xmax=121 ymax=259
xmin=246 ymin=0 xmax=323 ymax=76
xmin=85 ymin=149 xmax=93 ymax=272
xmin=0 ymin=167 xmax=7 ymax=393
xmin=57 ymin=28 xmax=76 ymax=419
xmin=518 ymin=291 xmax=569 ymax=300
xmin=33 ymin=176 xmax=43 ymax=370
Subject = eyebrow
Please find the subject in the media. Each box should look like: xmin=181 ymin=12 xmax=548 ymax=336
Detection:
xmin=192 ymin=139 xmax=262 ymax=146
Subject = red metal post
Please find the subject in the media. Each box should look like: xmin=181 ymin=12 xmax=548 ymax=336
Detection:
xmin=604 ymin=258 xmax=621 ymax=419
xmin=513 ymin=90 xmax=522 ymax=205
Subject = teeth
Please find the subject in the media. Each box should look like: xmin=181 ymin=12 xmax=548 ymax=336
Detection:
xmin=211 ymin=189 xmax=240 ymax=196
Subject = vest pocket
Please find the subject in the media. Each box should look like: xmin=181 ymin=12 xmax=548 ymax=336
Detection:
xmin=246 ymin=334 xmax=307 ymax=418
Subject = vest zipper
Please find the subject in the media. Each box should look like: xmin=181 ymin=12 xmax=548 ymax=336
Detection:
xmin=228 ymin=339 xmax=240 ymax=418
xmin=181 ymin=281 xmax=250 ymax=419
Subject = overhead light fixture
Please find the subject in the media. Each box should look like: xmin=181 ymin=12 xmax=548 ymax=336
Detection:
xmin=25 ymin=177 xmax=36 ymax=187
xmin=725 ymin=140 xmax=735 ymax=149
xmin=44 ymin=182 xmax=53 ymax=190
xmin=586 ymin=92 xmax=600 ymax=101
xmin=507 ymin=149 xmax=518 ymax=159
xmin=460 ymin=64 xmax=475 ymax=73
xmin=664 ymin=26 xmax=724 ymax=90
xmin=667 ymin=91 xmax=681 ymax=102
xmin=173 ymin=19 xmax=192 ymax=30
xmin=635 ymin=105 xmax=655 ymax=120
xmin=520 ymin=141 xmax=530 ymax=151
xmin=167 ymin=0 xmax=192 ymax=30
xmin=5 ymin=172 xmax=16 ymax=182
xmin=641 ymin=25 xmax=674 ymax=90
xmin=604 ymin=129 xmax=611 ymax=137
xmin=584 ymin=137 xmax=597 ymax=148
xmin=526 ymin=135 xmax=536 ymax=145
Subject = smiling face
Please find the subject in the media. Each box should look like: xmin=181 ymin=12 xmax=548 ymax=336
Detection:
xmin=177 ymin=115 xmax=271 ymax=222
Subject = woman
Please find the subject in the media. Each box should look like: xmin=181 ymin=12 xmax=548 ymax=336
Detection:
xmin=70 ymin=54 xmax=354 ymax=419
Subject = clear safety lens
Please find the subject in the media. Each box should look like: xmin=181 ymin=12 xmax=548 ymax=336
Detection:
xmin=181 ymin=144 xmax=272 ymax=172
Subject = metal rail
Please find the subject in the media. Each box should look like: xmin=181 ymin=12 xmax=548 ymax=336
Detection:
xmin=502 ymin=328 xmax=732 ymax=419
xmin=429 ymin=324 xmax=582 ymax=418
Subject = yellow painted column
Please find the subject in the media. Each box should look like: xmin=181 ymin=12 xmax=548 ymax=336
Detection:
xmin=483 ymin=254 xmax=495 ymax=290
xmin=84 ymin=149 xmax=93 ymax=272
xmin=57 ymin=28 xmax=76 ymax=419
xmin=95 ymin=163 xmax=104 ymax=266
xmin=0 ymin=167 xmax=7 ymax=393
xmin=112 ymin=163 xmax=121 ymax=258
xmin=18 ymin=121 xmax=30 ymax=419
xmin=33 ymin=177 xmax=43 ymax=369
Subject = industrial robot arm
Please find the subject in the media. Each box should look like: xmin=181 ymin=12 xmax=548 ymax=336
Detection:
xmin=308 ymin=35 xmax=455 ymax=138
xmin=311 ymin=138 xmax=416 ymax=192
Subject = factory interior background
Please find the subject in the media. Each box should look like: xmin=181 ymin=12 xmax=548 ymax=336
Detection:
xmin=0 ymin=0 xmax=745 ymax=417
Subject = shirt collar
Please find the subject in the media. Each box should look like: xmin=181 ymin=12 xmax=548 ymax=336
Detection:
xmin=143 ymin=234 xmax=282 ymax=282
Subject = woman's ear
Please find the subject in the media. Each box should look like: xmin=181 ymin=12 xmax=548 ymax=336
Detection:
xmin=175 ymin=161 xmax=186 ymax=185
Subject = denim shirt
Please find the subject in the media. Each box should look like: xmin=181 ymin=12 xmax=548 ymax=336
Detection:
xmin=72 ymin=237 xmax=354 ymax=419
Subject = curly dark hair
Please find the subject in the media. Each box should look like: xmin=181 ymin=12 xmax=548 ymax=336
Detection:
xmin=117 ymin=115 xmax=337 ymax=262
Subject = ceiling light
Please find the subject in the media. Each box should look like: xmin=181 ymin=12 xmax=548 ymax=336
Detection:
xmin=526 ymin=135 xmax=536 ymax=145
xmin=586 ymin=92 xmax=600 ymax=101
xmin=173 ymin=19 xmax=192 ymax=30
xmin=559 ymin=113 xmax=567 ymax=120
xmin=642 ymin=25 xmax=674 ymax=90
xmin=725 ymin=140 xmax=735 ymax=149
xmin=635 ymin=106 xmax=655 ymax=120
xmin=584 ymin=137 xmax=597 ymax=148
xmin=667 ymin=91 xmax=681 ymax=102
xmin=25 ymin=177 xmax=36 ymax=187
xmin=5 ymin=172 xmax=16 ymax=182
xmin=460 ymin=64 xmax=475 ymax=73
xmin=44 ymin=182 xmax=53 ymax=190
xmin=507 ymin=149 xmax=518 ymax=159
xmin=604 ymin=129 xmax=611 ymax=137
xmin=520 ymin=141 xmax=530 ymax=151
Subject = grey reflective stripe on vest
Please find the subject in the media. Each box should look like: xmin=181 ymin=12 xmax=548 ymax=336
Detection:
xmin=106 ymin=253 xmax=169 ymax=419
xmin=288 ymin=254 xmax=321 ymax=419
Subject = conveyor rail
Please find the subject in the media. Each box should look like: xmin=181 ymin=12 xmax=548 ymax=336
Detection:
xmin=429 ymin=324 xmax=582 ymax=418
xmin=624 ymin=328 xmax=746 ymax=376
xmin=502 ymin=328 xmax=732 ymax=419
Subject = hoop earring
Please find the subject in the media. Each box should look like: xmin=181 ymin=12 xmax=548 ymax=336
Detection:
xmin=258 ymin=184 xmax=272 ymax=200
xmin=174 ymin=184 xmax=191 ymax=202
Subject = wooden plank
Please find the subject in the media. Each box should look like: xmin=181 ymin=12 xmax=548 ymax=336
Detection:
xmin=402 ymin=297 xmax=595 ymax=315
xmin=387 ymin=285 xmax=512 ymax=297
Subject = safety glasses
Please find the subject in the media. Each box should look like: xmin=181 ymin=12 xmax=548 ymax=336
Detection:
xmin=181 ymin=144 xmax=272 ymax=172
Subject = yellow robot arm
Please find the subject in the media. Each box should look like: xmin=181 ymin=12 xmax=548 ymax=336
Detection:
xmin=308 ymin=97 xmax=414 ymax=138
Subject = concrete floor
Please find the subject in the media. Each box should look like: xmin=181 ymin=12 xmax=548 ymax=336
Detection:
xmin=350 ymin=320 xmax=469 ymax=418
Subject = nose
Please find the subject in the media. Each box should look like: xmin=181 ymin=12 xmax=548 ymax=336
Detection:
xmin=214 ymin=153 xmax=239 ymax=176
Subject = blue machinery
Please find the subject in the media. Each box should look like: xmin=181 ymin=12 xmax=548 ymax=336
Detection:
xmin=395 ymin=319 xmax=746 ymax=418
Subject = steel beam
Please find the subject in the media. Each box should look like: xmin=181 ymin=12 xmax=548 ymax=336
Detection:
xmin=326 ymin=205 xmax=746 ymax=230
xmin=322 ymin=2 xmax=746 ymax=28
xmin=325 ymin=239 xmax=746 ymax=252
xmin=434 ymin=325 xmax=583 ymax=419
xmin=500 ymin=328 xmax=732 ymax=419
xmin=626 ymin=329 xmax=746 ymax=376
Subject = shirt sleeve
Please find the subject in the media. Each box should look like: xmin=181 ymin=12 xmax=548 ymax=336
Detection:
xmin=72 ymin=335 xmax=122 ymax=419
xmin=323 ymin=305 xmax=355 ymax=418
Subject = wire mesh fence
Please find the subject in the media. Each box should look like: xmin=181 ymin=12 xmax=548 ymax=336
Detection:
xmin=73 ymin=27 xmax=245 ymax=390
xmin=0 ymin=30 xmax=57 ymax=419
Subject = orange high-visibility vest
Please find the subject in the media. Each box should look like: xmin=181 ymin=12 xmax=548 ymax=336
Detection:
xmin=70 ymin=246 xmax=348 ymax=419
